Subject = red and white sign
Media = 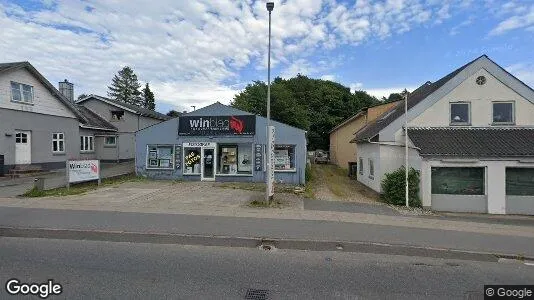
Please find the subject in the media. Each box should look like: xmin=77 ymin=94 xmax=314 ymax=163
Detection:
xmin=67 ymin=160 xmax=100 ymax=183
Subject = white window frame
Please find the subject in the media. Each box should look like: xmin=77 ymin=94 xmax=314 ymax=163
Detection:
xmin=274 ymin=144 xmax=296 ymax=173
xmin=359 ymin=157 xmax=364 ymax=175
xmin=368 ymin=158 xmax=374 ymax=179
xmin=52 ymin=132 xmax=65 ymax=153
xmin=11 ymin=81 xmax=34 ymax=104
xmin=146 ymin=145 xmax=175 ymax=170
xmin=80 ymin=136 xmax=94 ymax=152
xmin=492 ymin=101 xmax=515 ymax=125
xmin=104 ymin=136 xmax=117 ymax=147
xmin=449 ymin=102 xmax=471 ymax=125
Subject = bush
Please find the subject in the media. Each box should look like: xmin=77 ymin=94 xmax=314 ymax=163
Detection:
xmin=381 ymin=166 xmax=421 ymax=207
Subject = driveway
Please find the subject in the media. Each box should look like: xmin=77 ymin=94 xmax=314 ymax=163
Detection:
xmin=0 ymin=162 xmax=134 ymax=198
xmin=0 ymin=180 xmax=304 ymax=213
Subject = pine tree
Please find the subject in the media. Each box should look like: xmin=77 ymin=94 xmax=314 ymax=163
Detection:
xmin=142 ymin=83 xmax=155 ymax=110
xmin=107 ymin=66 xmax=142 ymax=106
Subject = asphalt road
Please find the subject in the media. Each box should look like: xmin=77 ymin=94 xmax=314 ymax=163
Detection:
xmin=0 ymin=237 xmax=533 ymax=299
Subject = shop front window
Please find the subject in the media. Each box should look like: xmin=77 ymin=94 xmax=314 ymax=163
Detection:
xmin=506 ymin=168 xmax=534 ymax=196
xmin=147 ymin=145 xmax=174 ymax=169
xmin=431 ymin=167 xmax=485 ymax=195
xmin=183 ymin=147 xmax=201 ymax=174
xmin=274 ymin=145 xmax=296 ymax=171
xmin=217 ymin=144 xmax=252 ymax=175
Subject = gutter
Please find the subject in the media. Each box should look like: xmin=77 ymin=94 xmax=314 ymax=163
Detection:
xmin=365 ymin=138 xmax=421 ymax=151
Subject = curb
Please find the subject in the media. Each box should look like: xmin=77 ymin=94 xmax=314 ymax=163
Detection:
xmin=2 ymin=226 xmax=531 ymax=262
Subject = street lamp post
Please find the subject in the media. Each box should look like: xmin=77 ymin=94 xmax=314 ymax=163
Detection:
xmin=265 ymin=2 xmax=274 ymax=204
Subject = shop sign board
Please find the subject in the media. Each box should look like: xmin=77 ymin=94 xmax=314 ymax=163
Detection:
xmin=254 ymin=144 xmax=263 ymax=171
xmin=178 ymin=115 xmax=256 ymax=136
xmin=67 ymin=160 xmax=100 ymax=184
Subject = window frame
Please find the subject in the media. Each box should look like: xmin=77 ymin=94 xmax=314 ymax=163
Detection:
xmin=52 ymin=132 xmax=65 ymax=154
xmin=146 ymin=145 xmax=175 ymax=170
xmin=431 ymin=167 xmax=486 ymax=195
xmin=80 ymin=135 xmax=94 ymax=153
xmin=449 ymin=102 xmax=471 ymax=126
xmin=104 ymin=136 xmax=117 ymax=147
xmin=368 ymin=158 xmax=374 ymax=179
xmin=492 ymin=101 xmax=515 ymax=125
xmin=359 ymin=157 xmax=364 ymax=175
xmin=216 ymin=143 xmax=253 ymax=176
xmin=274 ymin=144 xmax=296 ymax=173
xmin=505 ymin=167 xmax=534 ymax=196
xmin=182 ymin=146 xmax=201 ymax=174
xmin=11 ymin=81 xmax=34 ymax=104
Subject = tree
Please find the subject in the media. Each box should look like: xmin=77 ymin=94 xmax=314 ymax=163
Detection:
xmin=231 ymin=75 xmax=379 ymax=150
xmin=77 ymin=93 xmax=89 ymax=101
xmin=382 ymin=89 xmax=410 ymax=103
xmin=107 ymin=66 xmax=142 ymax=106
xmin=142 ymin=83 xmax=155 ymax=110
xmin=166 ymin=110 xmax=181 ymax=117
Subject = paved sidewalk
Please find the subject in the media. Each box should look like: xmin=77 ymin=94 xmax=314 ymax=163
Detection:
xmin=1 ymin=207 xmax=533 ymax=258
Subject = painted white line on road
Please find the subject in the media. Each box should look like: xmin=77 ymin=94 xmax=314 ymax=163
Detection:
xmin=524 ymin=262 xmax=534 ymax=266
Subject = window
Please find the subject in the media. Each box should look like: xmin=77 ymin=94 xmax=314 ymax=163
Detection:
xmin=217 ymin=144 xmax=252 ymax=175
xmin=493 ymin=102 xmax=514 ymax=124
xmin=450 ymin=102 xmax=470 ymax=125
xmin=359 ymin=157 xmax=364 ymax=175
xmin=80 ymin=136 xmax=94 ymax=152
xmin=147 ymin=145 xmax=174 ymax=169
xmin=104 ymin=136 xmax=116 ymax=146
xmin=183 ymin=147 xmax=201 ymax=174
xmin=11 ymin=82 xmax=33 ymax=104
xmin=15 ymin=132 xmax=28 ymax=144
xmin=506 ymin=168 xmax=534 ymax=196
xmin=431 ymin=167 xmax=485 ymax=195
xmin=111 ymin=111 xmax=124 ymax=121
xmin=274 ymin=145 xmax=296 ymax=171
xmin=52 ymin=133 xmax=65 ymax=153
xmin=368 ymin=159 xmax=374 ymax=179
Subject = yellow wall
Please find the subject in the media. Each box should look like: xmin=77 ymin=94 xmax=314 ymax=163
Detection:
xmin=329 ymin=101 xmax=398 ymax=169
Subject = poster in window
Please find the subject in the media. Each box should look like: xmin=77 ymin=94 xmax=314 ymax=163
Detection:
xmin=149 ymin=150 xmax=157 ymax=159
xmin=149 ymin=159 xmax=158 ymax=167
xmin=274 ymin=149 xmax=291 ymax=170
xmin=237 ymin=144 xmax=252 ymax=172
xmin=159 ymin=159 xmax=171 ymax=168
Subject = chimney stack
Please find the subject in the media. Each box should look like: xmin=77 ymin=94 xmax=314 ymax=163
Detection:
xmin=58 ymin=79 xmax=74 ymax=102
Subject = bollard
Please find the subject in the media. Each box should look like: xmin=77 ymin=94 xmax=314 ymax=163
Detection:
xmin=34 ymin=178 xmax=45 ymax=191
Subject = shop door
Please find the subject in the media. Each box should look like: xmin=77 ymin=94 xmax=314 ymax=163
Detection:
xmin=201 ymin=148 xmax=215 ymax=181
xmin=15 ymin=130 xmax=31 ymax=165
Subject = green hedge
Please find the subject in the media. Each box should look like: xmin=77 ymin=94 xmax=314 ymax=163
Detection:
xmin=381 ymin=166 xmax=421 ymax=207
xmin=305 ymin=164 xmax=313 ymax=183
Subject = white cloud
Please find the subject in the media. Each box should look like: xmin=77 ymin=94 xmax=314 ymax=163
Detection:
xmin=365 ymin=85 xmax=418 ymax=99
xmin=0 ymin=0 xmax=474 ymax=111
xmin=506 ymin=63 xmax=534 ymax=87
xmin=489 ymin=2 xmax=534 ymax=35
xmin=320 ymin=74 xmax=336 ymax=81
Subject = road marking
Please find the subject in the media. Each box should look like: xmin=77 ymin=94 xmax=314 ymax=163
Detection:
xmin=524 ymin=262 xmax=534 ymax=266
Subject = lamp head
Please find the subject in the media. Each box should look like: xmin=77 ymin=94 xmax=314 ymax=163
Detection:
xmin=266 ymin=2 xmax=274 ymax=12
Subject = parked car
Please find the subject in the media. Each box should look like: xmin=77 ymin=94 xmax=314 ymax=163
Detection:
xmin=314 ymin=150 xmax=330 ymax=164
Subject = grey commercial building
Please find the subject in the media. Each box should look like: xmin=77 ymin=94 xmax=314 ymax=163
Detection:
xmin=135 ymin=102 xmax=307 ymax=185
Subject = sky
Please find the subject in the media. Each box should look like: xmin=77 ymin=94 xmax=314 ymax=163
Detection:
xmin=1 ymin=0 xmax=533 ymax=114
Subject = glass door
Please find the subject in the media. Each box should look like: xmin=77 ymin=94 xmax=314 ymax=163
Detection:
xmin=201 ymin=148 xmax=215 ymax=181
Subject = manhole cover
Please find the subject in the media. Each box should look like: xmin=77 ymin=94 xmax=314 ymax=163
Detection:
xmin=245 ymin=289 xmax=269 ymax=300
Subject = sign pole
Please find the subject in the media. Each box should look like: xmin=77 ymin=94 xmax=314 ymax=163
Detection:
xmin=97 ymin=160 xmax=101 ymax=186
xmin=66 ymin=160 xmax=70 ymax=190
xmin=405 ymin=93 xmax=409 ymax=208
xmin=265 ymin=2 xmax=274 ymax=204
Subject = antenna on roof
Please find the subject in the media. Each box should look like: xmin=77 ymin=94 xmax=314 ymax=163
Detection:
xmin=191 ymin=105 xmax=196 ymax=111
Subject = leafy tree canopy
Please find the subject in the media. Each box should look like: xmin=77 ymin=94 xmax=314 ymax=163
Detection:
xmin=231 ymin=74 xmax=380 ymax=150
xmin=166 ymin=110 xmax=181 ymax=117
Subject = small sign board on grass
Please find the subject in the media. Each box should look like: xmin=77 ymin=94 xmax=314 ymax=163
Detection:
xmin=66 ymin=160 xmax=101 ymax=188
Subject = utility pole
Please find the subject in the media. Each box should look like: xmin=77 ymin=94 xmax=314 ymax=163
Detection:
xmin=404 ymin=92 xmax=409 ymax=208
xmin=265 ymin=2 xmax=275 ymax=204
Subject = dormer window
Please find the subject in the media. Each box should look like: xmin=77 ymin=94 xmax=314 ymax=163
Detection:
xmin=492 ymin=101 xmax=514 ymax=125
xmin=111 ymin=110 xmax=124 ymax=121
xmin=11 ymin=81 xmax=33 ymax=104
xmin=450 ymin=102 xmax=470 ymax=125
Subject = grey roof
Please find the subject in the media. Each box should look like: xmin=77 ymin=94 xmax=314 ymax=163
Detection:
xmin=0 ymin=61 xmax=85 ymax=120
xmin=408 ymin=127 xmax=534 ymax=157
xmin=75 ymin=106 xmax=117 ymax=131
xmin=352 ymin=56 xmax=481 ymax=142
xmin=78 ymin=95 xmax=171 ymax=121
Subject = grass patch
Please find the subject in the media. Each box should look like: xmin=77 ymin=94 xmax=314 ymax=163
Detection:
xmin=22 ymin=173 xmax=147 ymax=197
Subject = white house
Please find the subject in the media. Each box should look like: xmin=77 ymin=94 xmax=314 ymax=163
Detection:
xmin=352 ymin=55 xmax=534 ymax=215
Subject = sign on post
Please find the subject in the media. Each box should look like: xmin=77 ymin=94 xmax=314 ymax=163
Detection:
xmin=266 ymin=125 xmax=275 ymax=199
xmin=67 ymin=160 xmax=100 ymax=188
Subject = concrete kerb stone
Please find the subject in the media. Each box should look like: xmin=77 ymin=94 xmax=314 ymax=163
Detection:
xmin=0 ymin=226 xmax=518 ymax=262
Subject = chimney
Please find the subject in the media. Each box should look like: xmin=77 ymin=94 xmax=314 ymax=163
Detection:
xmin=58 ymin=79 xmax=74 ymax=102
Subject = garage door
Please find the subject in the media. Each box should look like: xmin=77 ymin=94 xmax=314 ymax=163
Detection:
xmin=506 ymin=168 xmax=534 ymax=215
xmin=430 ymin=167 xmax=487 ymax=213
